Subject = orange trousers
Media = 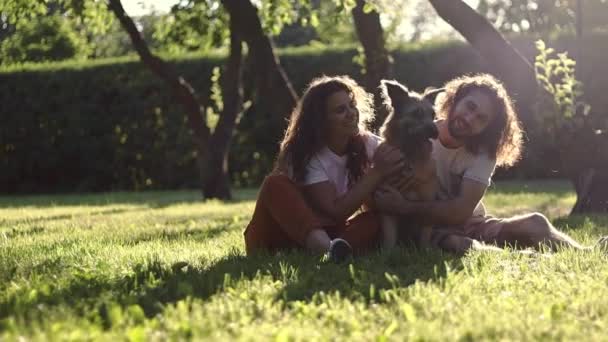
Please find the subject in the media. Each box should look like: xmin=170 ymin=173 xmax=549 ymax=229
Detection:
xmin=244 ymin=174 xmax=380 ymax=255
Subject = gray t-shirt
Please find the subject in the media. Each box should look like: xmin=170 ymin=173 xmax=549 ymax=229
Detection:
xmin=431 ymin=138 xmax=496 ymax=217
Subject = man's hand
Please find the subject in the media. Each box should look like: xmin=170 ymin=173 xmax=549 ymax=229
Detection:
xmin=374 ymin=185 xmax=416 ymax=215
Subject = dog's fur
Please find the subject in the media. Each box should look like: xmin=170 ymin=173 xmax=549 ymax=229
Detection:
xmin=378 ymin=80 xmax=444 ymax=249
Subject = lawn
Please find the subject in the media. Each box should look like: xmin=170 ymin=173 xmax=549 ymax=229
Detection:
xmin=1 ymin=180 xmax=608 ymax=340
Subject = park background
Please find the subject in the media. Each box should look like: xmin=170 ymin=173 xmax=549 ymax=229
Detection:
xmin=2 ymin=0 xmax=608 ymax=340
xmin=2 ymin=0 xmax=608 ymax=210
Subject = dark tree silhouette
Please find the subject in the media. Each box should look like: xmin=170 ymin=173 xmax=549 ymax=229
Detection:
xmin=221 ymin=0 xmax=298 ymax=121
xmin=204 ymin=16 xmax=244 ymax=199
xmin=352 ymin=0 xmax=393 ymax=132
xmin=108 ymin=0 xmax=243 ymax=199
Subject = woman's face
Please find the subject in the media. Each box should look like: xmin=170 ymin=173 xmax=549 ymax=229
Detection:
xmin=325 ymin=90 xmax=359 ymax=140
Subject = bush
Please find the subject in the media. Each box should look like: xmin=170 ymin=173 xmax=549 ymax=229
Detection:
xmin=0 ymin=15 xmax=90 ymax=65
xmin=2 ymin=35 xmax=608 ymax=193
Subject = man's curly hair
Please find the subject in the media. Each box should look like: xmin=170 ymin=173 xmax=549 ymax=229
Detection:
xmin=435 ymin=74 xmax=523 ymax=167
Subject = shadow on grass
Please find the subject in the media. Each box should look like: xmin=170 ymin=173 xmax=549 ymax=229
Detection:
xmin=273 ymin=247 xmax=457 ymax=303
xmin=0 ymin=207 xmax=146 ymax=227
xmin=553 ymin=214 xmax=608 ymax=233
xmin=488 ymin=179 xmax=573 ymax=195
xmin=0 ymin=246 xmax=459 ymax=326
xmin=119 ymin=224 xmax=233 ymax=246
xmin=0 ymin=189 xmax=259 ymax=209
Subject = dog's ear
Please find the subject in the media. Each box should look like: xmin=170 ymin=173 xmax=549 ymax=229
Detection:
xmin=380 ymin=80 xmax=410 ymax=109
xmin=423 ymin=87 xmax=445 ymax=105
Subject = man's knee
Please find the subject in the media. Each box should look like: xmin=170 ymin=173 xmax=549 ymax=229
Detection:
xmin=502 ymin=213 xmax=553 ymax=243
xmin=522 ymin=213 xmax=553 ymax=238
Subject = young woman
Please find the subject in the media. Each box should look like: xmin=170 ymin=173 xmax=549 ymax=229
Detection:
xmin=244 ymin=75 xmax=405 ymax=261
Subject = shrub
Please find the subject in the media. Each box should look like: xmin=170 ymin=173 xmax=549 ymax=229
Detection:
xmin=2 ymin=35 xmax=608 ymax=193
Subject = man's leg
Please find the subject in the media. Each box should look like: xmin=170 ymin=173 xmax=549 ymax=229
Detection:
xmin=442 ymin=236 xmax=504 ymax=254
xmin=432 ymin=228 xmax=504 ymax=254
xmin=494 ymin=213 xmax=586 ymax=250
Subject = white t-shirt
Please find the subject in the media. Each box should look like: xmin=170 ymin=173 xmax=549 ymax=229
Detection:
xmin=300 ymin=133 xmax=383 ymax=196
xmin=431 ymin=138 xmax=496 ymax=217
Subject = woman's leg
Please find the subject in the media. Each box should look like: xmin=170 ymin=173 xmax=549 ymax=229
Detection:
xmin=334 ymin=211 xmax=381 ymax=254
xmin=244 ymin=174 xmax=331 ymax=255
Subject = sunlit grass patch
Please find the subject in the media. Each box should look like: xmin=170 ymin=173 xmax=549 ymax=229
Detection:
xmin=1 ymin=179 xmax=607 ymax=340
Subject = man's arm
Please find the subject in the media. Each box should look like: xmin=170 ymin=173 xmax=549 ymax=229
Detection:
xmin=375 ymin=178 xmax=488 ymax=226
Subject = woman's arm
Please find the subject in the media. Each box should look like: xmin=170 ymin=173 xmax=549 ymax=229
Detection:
xmin=302 ymin=168 xmax=384 ymax=222
xmin=302 ymin=143 xmax=405 ymax=222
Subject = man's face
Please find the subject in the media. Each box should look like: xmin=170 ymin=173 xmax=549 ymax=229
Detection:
xmin=447 ymin=89 xmax=495 ymax=139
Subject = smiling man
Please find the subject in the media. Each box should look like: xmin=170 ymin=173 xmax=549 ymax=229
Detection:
xmin=375 ymin=73 xmax=602 ymax=253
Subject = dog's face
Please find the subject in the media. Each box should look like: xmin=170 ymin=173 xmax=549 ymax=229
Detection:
xmin=379 ymin=80 xmax=443 ymax=148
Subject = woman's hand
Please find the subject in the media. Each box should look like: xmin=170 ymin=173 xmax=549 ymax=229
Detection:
xmin=372 ymin=142 xmax=406 ymax=179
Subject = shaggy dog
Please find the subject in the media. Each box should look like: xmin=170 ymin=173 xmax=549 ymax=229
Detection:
xmin=378 ymin=80 xmax=443 ymax=249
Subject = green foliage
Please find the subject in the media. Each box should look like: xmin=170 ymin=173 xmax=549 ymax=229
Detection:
xmin=2 ymin=182 xmax=608 ymax=339
xmin=0 ymin=0 xmax=182 ymax=63
xmin=534 ymin=39 xmax=588 ymax=138
xmin=153 ymin=0 xmax=339 ymax=53
xmin=71 ymin=0 xmax=115 ymax=36
xmin=87 ymin=15 xmax=133 ymax=58
xmin=153 ymin=0 xmax=229 ymax=54
xmin=259 ymin=0 xmax=304 ymax=35
xmin=0 ymin=14 xmax=90 ymax=64
xmin=0 ymin=54 xmax=224 ymax=193
xmin=305 ymin=0 xmax=357 ymax=46
xmin=0 ymin=41 xmax=472 ymax=192
xmin=2 ymin=35 xmax=608 ymax=192
xmin=0 ymin=0 xmax=123 ymax=63
xmin=0 ymin=0 xmax=48 ymax=29
xmin=477 ymin=0 xmax=608 ymax=37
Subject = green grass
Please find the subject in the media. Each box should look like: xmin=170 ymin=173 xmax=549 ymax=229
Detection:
xmin=1 ymin=180 xmax=608 ymax=340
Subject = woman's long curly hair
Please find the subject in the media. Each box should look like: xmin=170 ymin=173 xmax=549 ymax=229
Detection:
xmin=275 ymin=75 xmax=376 ymax=185
xmin=435 ymin=74 xmax=523 ymax=167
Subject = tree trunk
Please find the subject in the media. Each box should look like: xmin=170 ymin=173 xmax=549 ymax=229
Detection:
xmin=575 ymin=0 xmax=584 ymax=81
xmin=570 ymin=169 xmax=608 ymax=214
xmin=107 ymin=0 xmax=212 ymax=197
xmin=566 ymin=1 xmax=607 ymax=214
xmin=576 ymin=0 xmax=583 ymax=39
xmin=428 ymin=0 xmax=537 ymax=129
xmin=203 ymin=16 xmax=244 ymax=200
xmin=221 ymin=0 xmax=298 ymax=121
xmin=352 ymin=0 xmax=393 ymax=132
xmin=559 ymin=126 xmax=608 ymax=214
